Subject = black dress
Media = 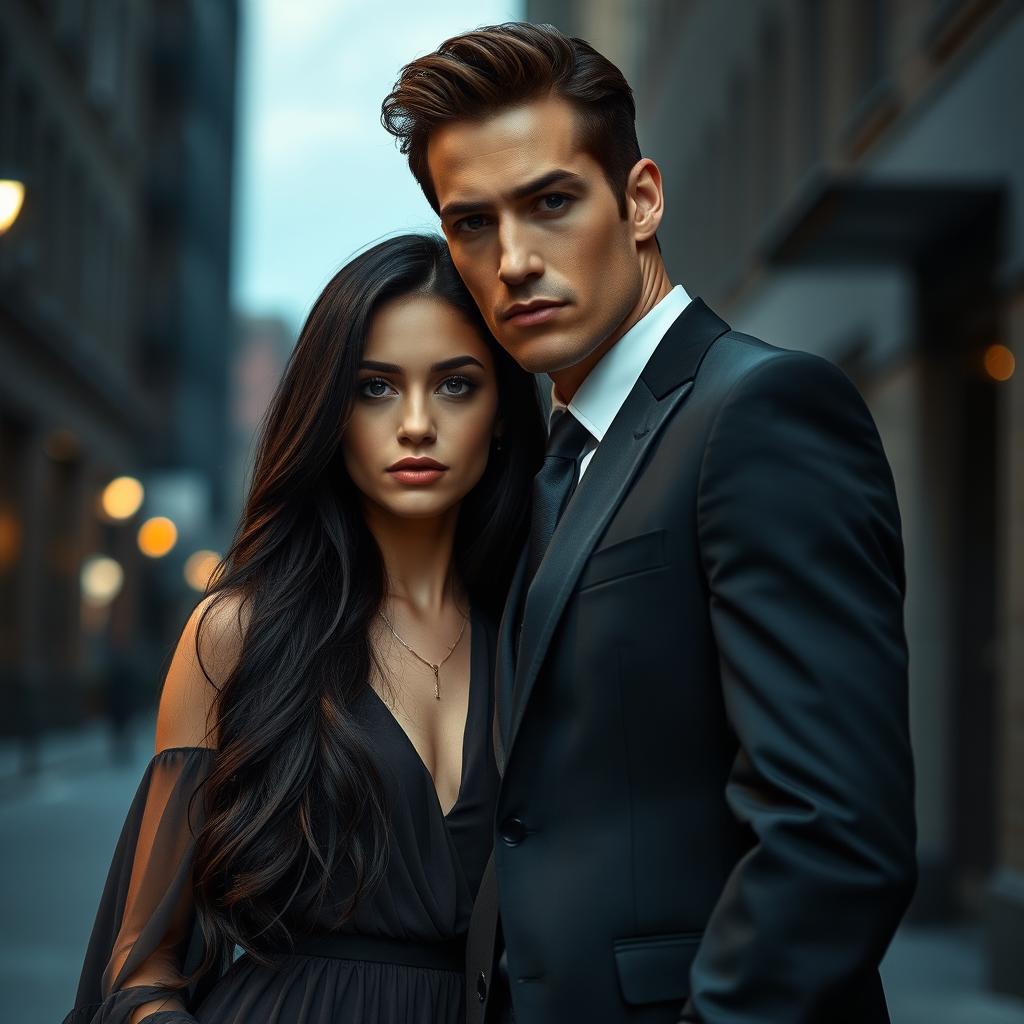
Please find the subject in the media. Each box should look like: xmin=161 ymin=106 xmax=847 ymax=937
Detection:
xmin=64 ymin=607 xmax=498 ymax=1024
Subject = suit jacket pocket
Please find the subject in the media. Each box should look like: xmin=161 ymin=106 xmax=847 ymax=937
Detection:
xmin=613 ymin=931 xmax=702 ymax=1005
xmin=576 ymin=529 xmax=667 ymax=593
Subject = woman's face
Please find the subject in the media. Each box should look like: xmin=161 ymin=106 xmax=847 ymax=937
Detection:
xmin=342 ymin=293 xmax=500 ymax=521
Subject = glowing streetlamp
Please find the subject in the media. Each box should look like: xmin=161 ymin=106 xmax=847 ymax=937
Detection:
xmin=0 ymin=180 xmax=25 ymax=235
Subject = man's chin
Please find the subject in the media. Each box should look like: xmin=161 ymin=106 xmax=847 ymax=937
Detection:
xmin=498 ymin=329 xmax=593 ymax=376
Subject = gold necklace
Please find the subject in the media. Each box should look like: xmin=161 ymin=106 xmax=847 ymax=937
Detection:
xmin=378 ymin=608 xmax=468 ymax=700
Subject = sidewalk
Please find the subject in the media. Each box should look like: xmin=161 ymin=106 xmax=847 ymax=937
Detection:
xmin=0 ymin=715 xmax=152 ymax=798
xmin=883 ymin=923 xmax=1024 ymax=1024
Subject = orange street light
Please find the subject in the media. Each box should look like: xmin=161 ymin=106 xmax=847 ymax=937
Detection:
xmin=137 ymin=516 xmax=178 ymax=557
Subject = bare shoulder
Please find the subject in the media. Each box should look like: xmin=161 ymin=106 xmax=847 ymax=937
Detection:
xmin=155 ymin=590 xmax=251 ymax=752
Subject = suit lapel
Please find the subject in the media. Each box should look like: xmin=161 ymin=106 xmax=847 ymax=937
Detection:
xmin=504 ymin=299 xmax=730 ymax=761
xmin=493 ymin=546 xmax=527 ymax=772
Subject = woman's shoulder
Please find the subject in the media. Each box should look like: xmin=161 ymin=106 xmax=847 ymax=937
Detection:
xmin=155 ymin=590 xmax=251 ymax=752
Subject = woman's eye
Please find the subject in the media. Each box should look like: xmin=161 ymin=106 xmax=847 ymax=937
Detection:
xmin=359 ymin=377 xmax=393 ymax=399
xmin=439 ymin=375 xmax=475 ymax=398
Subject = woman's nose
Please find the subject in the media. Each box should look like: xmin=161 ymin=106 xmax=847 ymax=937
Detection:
xmin=397 ymin=395 xmax=436 ymax=445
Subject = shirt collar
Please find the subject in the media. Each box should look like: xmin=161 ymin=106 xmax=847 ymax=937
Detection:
xmin=550 ymin=284 xmax=692 ymax=440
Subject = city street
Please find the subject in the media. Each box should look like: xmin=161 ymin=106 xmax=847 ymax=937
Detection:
xmin=1 ymin=722 xmax=154 ymax=1023
xmin=3 ymin=722 xmax=1023 ymax=1024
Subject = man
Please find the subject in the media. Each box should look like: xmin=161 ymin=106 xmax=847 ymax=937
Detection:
xmin=382 ymin=21 xmax=916 ymax=1024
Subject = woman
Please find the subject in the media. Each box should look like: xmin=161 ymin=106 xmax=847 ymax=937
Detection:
xmin=64 ymin=234 xmax=545 ymax=1024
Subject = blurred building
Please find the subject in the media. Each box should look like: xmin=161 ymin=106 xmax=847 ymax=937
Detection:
xmin=229 ymin=313 xmax=294 ymax=520
xmin=532 ymin=0 xmax=1023 ymax=1000
xmin=0 ymin=2 xmax=238 ymax=745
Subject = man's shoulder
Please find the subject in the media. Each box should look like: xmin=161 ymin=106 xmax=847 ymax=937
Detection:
xmin=699 ymin=328 xmax=849 ymax=399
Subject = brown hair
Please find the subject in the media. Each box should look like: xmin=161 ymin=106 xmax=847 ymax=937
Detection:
xmin=380 ymin=22 xmax=641 ymax=217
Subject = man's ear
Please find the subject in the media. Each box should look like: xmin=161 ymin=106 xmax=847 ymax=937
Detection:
xmin=626 ymin=158 xmax=665 ymax=243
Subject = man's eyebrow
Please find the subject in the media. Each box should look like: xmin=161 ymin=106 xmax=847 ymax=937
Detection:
xmin=439 ymin=169 xmax=587 ymax=220
xmin=359 ymin=356 xmax=485 ymax=373
xmin=509 ymin=169 xmax=587 ymax=202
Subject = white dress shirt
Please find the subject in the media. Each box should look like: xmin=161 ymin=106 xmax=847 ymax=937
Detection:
xmin=550 ymin=284 xmax=692 ymax=480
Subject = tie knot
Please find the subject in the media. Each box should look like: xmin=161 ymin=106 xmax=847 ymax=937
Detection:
xmin=546 ymin=409 xmax=591 ymax=460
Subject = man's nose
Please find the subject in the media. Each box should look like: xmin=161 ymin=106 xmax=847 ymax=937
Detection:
xmin=497 ymin=221 xmax=543 ymax=287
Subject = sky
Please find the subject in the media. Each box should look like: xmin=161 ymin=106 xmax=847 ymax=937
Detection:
xmin=232 ymin=0 xmax=523 ymax=334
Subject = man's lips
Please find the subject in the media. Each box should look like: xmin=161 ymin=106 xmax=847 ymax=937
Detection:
xmin=502 ymin=300 xmax=567 ymax=327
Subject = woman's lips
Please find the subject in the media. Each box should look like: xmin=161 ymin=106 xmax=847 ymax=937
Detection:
xmin=388 ymin=467 xmax=447 ymax=485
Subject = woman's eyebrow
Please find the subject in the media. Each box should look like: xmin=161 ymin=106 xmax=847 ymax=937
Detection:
xmin=431 ymin=355 xmax=485 ymax=372
xmin=359 ymin=356 xmax=485 ymax=373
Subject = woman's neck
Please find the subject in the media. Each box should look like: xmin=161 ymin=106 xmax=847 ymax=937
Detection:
xmin=362 ymin=501 xmax=464 ymax=616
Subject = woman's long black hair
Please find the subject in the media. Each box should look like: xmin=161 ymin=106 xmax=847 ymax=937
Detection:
xmin=188 ymin=233 xmax=544 ymax=974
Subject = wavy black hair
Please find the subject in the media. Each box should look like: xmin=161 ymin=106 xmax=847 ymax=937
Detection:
xmin=188 ymin=233 xmax=544 ymax=974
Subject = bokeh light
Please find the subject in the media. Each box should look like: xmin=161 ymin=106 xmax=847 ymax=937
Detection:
xmin=0 ymin=507 xmax=21 ymax=570
xmin=184 ymin=549 xmax=222 ymax=592
xmin=80 ymin=555 xmax=124 ymax=607
xmin=137 ymin=516 xmax=178 ymax=557
xmin=984 ymin=343 xmax=1015 ymax=382
xmin=101 ymin=476 xmax=145 ymax=520
xmin=0 ymin=179 xmax=25 ymax=234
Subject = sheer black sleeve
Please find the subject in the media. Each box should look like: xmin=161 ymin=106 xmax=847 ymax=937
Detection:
xmin=63 ymin=747 xmax=221 ymax=1024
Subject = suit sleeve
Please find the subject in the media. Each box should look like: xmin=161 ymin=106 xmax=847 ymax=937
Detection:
xmin=683 ymin=350 xmax=917 ymax=1023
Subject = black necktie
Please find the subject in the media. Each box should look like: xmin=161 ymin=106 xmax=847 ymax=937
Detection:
xmin=526 ymin=409 xmax=591 ymax=582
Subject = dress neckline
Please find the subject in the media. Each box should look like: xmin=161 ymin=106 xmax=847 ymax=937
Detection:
xmin=367 ymin=604 xmax=479 ymax=822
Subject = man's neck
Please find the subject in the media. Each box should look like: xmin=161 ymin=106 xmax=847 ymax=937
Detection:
xmin=551 ymin=257 xmax=673 ymax=404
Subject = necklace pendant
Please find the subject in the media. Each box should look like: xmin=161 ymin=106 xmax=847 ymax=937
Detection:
xmin=432 ymin=665 xmax=440 ymax=700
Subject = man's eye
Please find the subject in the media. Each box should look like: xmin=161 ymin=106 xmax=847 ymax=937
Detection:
xmin=456 ymin=214 xmax=489 ymax=233
xmin=439 ymin=376 xmax=475 ymax=398
xmin=359 ymin=377 xmax=393 ymax=398
xmin=539 ymin=193 xmax=571 ymax=212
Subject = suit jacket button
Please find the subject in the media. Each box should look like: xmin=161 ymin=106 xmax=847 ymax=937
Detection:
xmin=500 ymin=816 xmax=526 ymax=846
xmin=477 ymin=969 xmax=487 ymax=1002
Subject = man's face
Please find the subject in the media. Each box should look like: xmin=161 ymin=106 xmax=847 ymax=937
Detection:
xmin=428 ymin=95 xmax=644 ymax=380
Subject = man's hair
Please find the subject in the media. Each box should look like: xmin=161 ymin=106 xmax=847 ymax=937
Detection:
xmin=380 ymin=21 xmax=641 ymax=217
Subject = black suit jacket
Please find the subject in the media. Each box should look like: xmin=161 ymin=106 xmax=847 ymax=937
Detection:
xmin=466 ymin=299 xmax=917 ymax=1024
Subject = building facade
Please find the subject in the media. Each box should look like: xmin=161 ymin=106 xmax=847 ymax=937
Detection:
xmin=529 ymin=0 xmax=1023 ymax=999
xmin=0 ymin=1 xmax=238 ymax=746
